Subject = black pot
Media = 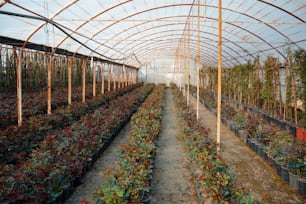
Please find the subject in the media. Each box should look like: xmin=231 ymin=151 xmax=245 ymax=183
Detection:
xmin=280 ymin=166 xmax=289 ymax=182
xmin=297 ymin=177 xmax=306 ymax=196
xmin=141 ymin=192 xmax=152 ymax=204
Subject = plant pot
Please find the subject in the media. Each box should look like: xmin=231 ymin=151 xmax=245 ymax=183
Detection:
xmin=289 ymin=172 xmax=298 ymax=190
xmin=272 ymin=159 xmax=282 ymax=176
xmin=141 ymin=192 xmax=151 ymax=204
xmin=256 ymin=144 xmax=265 ymax=158
xmin=296 ymin=127 xmax=304 ymax=141
xmin=238 ymin=130 xmax=248 ymax=143
xmin=266 ymin=154 xmax=274 ymax=166
xmin=280 ymin=166 xmax=289 ymax=182
xmin=297 ymin=176 xmax=306 ymax=196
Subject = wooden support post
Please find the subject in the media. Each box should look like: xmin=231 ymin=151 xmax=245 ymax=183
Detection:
xmin=127 ymin=69 xmax=130 ymax=86
xmin=101 ymin=64 xmax=105 ymax=94
xmin=118 ymin=71 xmax=121 ymax=89
xmin=125 ymin=67 xmax=128 ymax=87
xmin=68 ymin=57 xmax=72 ymax=105
xmin=187 ymin=17 xmax=190 ymax=105
xmin=216 ymin=0 xmax=222 ymax=152
xmin=13 ymin=48 xmax=22 ymax=126
xmin=91 ymin=56 xmax=96 ymax=97
xmin=196 ymin=0 xmax=201 ymax=120
xmin=123 ymin=65 xmax=126 ymax=88
xmin=108 ymin=64 xmax=111 ymax=92
xmin=82 ymin=59 xmax=86 ymax=104
xmin=113 ymin=66 xmax=116 ymax=91
xmin=47 ymin=54 xmax=53 ymax=114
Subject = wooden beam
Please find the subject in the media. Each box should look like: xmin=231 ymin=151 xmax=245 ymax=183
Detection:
xmin=217 ymin=0 xmax=222 ymax=152
xmin=92 ymin=56 xmax=96 ymax=97
xmin=108 ymin=64 xmax=111 ymax=92
xmin=196 ymin=0 xmax=201 ymax=120
xmin=47 ymin=54 xmax=53 ymax=114
xmin=187 ymin=17 xmax=190 ymax=105
xmin=113 ymin=65 xmax=116 ymax=91
xmin=101 ymin=64 xmax=105 ymax=94
xmin=68 ymin=57 xmax=72 ymax=104
xmin=13 ymin=47 xmax=22 ymax=126
xmin=82 ymin=59 xmax=86 ymax=104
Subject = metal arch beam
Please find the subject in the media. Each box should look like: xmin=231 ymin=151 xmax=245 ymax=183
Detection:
xmin=74 ymin=3 xmax=290 ymax=58
xmin=100 ymin=22 xmax=254 ymax=58
xmin=108 ymin=34 xmax=242 ymax=65
xmin=257 ymin=0 xmax=305 ymax=23
xmin=0 ymin=0 xmax=10 ymax=8
xmin=90 ymin=15 xmax=276 ymax=60
xmin=22 ymin=0 xmax=78 ymax=49
xmin=100 ymin=16 xmax=298 ymax=58
xmin=125 ymin=47 xmax=219 ymax=68
xmin=102 ymin=25 xmax=252 ymax=63
xmin=128 ymin=41 xmax=235 ymax=68
xmin=54 ymin=0 xmax=132 ymax=50
xmin=121 ymin=40 xmax=236 ymax=67
xmin=128 ymin=45 xmax=234 ymax=68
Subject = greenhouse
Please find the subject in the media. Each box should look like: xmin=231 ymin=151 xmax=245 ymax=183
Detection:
xmin=0 ymin=0 xmax=305 ymax=203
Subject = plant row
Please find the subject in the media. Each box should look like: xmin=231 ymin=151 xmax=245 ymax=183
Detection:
xmin=0 ymin=84 xmax=154 ymax=203
xmin=202 ymin=49 xmax=305 ymax=127
xmin=189 ymin=86 xmax=306 ymax=196
xmin=95 ymin=84 xmax=165 ymax=204
xmin=0 ymin=83 xmax=141 ymax=165
xmin=172 ymin=84 xmax=254 ymax=203
xmin=0 ymin=82 xmax=116 ymax=129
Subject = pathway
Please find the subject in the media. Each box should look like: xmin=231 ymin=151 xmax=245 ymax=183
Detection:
xmin=150 ymin=88 xmax=198 ymax=204
xmin=189 ymin=94 xmax=304 ymax=204
xmin=65 ymin=123 xmax=131 ymax=203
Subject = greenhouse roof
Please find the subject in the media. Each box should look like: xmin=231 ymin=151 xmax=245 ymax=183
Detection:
xmin=0 ymin=0 xmax=305 ymax=68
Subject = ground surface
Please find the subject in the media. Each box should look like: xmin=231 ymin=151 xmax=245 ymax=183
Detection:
xmin=188 ymin=94 xmax=305 ymax=204
xmin=150 ymin=88 xmax=198 ymax=204
xmin=65 ymin=124 xmax=131 ymax=203
xmin=64 ymin=90 xmax=305 ymax=204
xmin=65 ymin=88 xmax=198 ymax=204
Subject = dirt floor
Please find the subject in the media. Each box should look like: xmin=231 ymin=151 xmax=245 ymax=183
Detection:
xmin=188 ymin=94 xmax=305 ymax=204
xmin=65 ymin=123 xmax=131 ymax=204
xmin=150 ymin=88 xmax=198 ymax=204
xmin=65 ymin=89 xmax=198 ymax=204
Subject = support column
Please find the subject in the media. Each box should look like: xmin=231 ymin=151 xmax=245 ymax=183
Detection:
xmin=108 ymin=64 xmax=111 ymax=92
xmin=113 ymin=66 xmax=116 ymax=91
xmin=216 ymin=0 xmax=222 ymax=152
xmin=48 ymin=54 xmax=53 ymax=114
xmin=196 ymin=0 xmax=201 ymax=120
xmin=101 ymin=64 xmax=105 ymax=94
xmin=68 ymin=57 xmax=72 ymax=105
xmin=14 ymin=47 xmax=22 ymax=126
xmin=91 ymin=56 xmax=96 ymax=97
xmin=82 ymin=59 xmax=86 ymax=104
xmin=187 ymin=17 xmax=191 ymax=105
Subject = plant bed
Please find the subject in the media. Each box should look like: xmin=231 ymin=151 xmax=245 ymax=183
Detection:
xmin=0 ymin=83 xmax=141 ymax=166
xmin=0 ymin=84 xmax=154 ymax=203
xmin=95 ymin=84 xmax=165 ymax=204
xmin=190 ymin=85 xmax=306 ymax=196
xmin=172 ymin=84 xmax=254 ymax=203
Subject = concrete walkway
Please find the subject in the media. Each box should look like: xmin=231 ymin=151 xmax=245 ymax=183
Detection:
xmin=150 ymin=88 xmax=198 ymax=204
xmin=188 ymin=94 xmax=304 ymax=204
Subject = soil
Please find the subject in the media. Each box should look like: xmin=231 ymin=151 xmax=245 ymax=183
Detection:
xmin=188 ymin=94 xmax=305 ymax=204
xmin=150 ymin=88 xmax=198 ymax=203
